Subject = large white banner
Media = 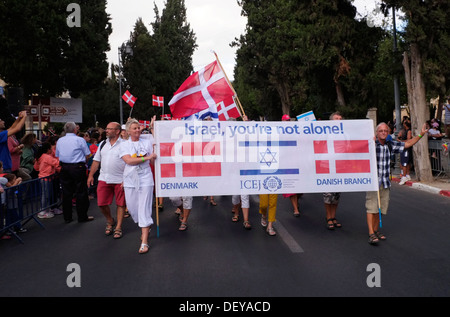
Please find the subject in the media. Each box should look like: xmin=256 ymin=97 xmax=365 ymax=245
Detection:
xmin=154 ymin=120 xmax=378 ymax=197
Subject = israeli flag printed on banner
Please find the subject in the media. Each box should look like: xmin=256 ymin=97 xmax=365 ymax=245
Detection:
xmin=183 ymin=104 xmax=219 ymax=121
xmin=297 ymin=111 xmax=316 ymax=122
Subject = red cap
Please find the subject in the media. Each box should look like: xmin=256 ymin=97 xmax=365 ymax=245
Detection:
xmin=282 ymin=114 xmax=291 ymax=121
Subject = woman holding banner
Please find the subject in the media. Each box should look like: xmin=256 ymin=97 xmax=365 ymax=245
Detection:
xmin=120 ymin=119 xmax=157 ymax=254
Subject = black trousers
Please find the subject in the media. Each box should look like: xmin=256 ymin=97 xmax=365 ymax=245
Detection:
xmin=59 ymin=162 xmax=90 ymax=222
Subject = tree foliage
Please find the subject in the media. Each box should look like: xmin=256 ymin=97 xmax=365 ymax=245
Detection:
xmin=382 ymin=0 xmax=450 ymax=107
xmin=233 ymin=0 xmax=392 ymax=121
xmin=380 ymin=0 xmax=450 ymax=182
xmin=0 ymin=0 xmax=112 ymax=98
xmin=120 ymin=0 xmax=197 ymax=121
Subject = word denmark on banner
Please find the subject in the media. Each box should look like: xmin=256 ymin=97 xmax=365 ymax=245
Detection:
xmin=154 ymin=120 xmax=378 ymax=197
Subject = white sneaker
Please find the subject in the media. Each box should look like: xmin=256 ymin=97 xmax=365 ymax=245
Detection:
xmin=399 ymin=176 xmax=408 ymax=185
xmin=405 ymin=175 xmax=411 ymax=181
xmin=38 ymin=211 xmax=54 ymax=219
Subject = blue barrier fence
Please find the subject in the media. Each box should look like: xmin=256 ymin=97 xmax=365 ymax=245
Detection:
xmin=0 ymin=174 xmax=60 ymax=243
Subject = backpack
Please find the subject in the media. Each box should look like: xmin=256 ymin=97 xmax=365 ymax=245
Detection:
xmin=99 ymin=140 xmax=107 ymax=152
xmin=95 ymin=140 xmax=108 ymax=168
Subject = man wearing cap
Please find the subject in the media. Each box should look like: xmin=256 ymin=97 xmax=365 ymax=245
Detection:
xmin=56 ymin=122 xmax=93 ymax=223
xmin=281 ymin=114 xmax=291 ymax=121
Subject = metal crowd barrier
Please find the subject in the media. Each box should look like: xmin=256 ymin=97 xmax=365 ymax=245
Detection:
xmin=428 ymin=139 xmax=450 ymax=177
xmin=0 ymin=174 xmax=60 ymax=243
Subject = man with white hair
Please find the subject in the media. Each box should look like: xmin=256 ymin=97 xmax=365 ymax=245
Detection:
xmin=366 ymin=122 xmax=427 ymax=245
xmin=56 ymin=122 xmax=92 ymax=223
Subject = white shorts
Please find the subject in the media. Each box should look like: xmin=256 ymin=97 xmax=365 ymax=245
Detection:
xmin=170 ymin=196 xmax=193 ymax=210
xmin=232 ymin=195 xmax=250 ymax=208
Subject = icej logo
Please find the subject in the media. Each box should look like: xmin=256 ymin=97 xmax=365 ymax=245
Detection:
xmin=263 ymin=176 xmax=282 ymax=192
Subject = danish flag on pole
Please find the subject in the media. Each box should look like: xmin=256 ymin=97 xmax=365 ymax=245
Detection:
xmin=152 ymin=95 xmax=164 ymax=107
xmin=122 ymin=90 xmax=137 ymax=108
xmin=169 ymin=61 xmax=235 ymax=118
xmin=139 ymin=120 xmax=151 ymax=128
xmin=217 ymin=96 xmax=241 ymax=121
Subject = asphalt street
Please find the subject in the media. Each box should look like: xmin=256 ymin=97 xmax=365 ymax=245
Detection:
xmin=1 ymin=183 xmax=449 ymax=303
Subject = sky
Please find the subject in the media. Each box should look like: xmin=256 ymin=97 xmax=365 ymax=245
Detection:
xmin=105 ymin=0 xmax=386 ymax=82
xmin=106 ymin=0 xmax=247 ymax=81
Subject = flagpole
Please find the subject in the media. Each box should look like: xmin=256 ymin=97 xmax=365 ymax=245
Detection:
xmin=151 ymin=115 xmax=160 ymax=238
xmin=212 ymin=51 xmax=247 ymax=118
xmin=377 ymin=190 xmax=382 ymax=228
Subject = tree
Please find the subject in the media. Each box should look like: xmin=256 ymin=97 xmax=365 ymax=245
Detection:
xmin=0 ymin=0 xmax=112 ymax=99
xmin=233 ymin=0 xmax=387 ymax=120
xmin=80 ymin=64 xmax=120 ymax=128
xmin=120 ymin=0 xmax=197 ymax=120
xmin=381 ymin=0 xmax=450 ymax=182
xmin=120 ymin=18 xmax=158 ymax=121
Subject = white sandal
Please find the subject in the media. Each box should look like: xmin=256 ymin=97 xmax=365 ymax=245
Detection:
xmin=139 ymin=243 xmax=149 ymax=254
xmin=260 ymin=216 xmax=268 ymax=227
xmin=266 ymin=227 xmax=276 ymax=236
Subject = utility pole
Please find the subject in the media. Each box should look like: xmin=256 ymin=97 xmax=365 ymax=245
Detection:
xmin=393 ymin=6 xmax=402 ymax=134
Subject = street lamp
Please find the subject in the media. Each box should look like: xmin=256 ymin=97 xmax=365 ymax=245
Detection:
xmin=118 ymin=41 xmax=133 ymax=126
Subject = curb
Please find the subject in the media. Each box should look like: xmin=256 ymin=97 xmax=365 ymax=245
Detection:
xmin=392 ymin=177 xmax=450 ymax=198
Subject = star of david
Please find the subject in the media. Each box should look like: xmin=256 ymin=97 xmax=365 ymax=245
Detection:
xmin=260 ymin=148 xmax=278 ymax=167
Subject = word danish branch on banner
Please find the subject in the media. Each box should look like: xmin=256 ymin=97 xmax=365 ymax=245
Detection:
xmin=154 ymin=120 xmax=378 ymax=197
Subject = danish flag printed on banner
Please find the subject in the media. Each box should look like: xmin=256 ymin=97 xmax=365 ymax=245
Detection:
xmin=216 ymin=96 xmax=241 ymax=121
xmin=314 ymin=140 xmax=371 ymax=174
xmin=159 ymin=142 xmax=221 ymax=178
xmin=152 ymin=95 xmax=164 ymax=107
xmin=122 ymin=90 xmax=137 ymax=108
xmin=169 ymin=61 xmax=235 ymax=118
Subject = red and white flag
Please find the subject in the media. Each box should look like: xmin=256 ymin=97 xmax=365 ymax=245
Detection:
xmin=161 ymin=114 xmax=172 ymax=120
xmin=152 ymin=95 xmax=164 ymax=107
xmin=139 ymin=120 xmax=151 ymax=128
xmin=169 ymin=61 xmax=234 ymax=118
xmin=216 ymin=96 xmax=241 ymax=121
xmin=314 ymin=140 xmax=371 ymax=174
xmin=122 ymin=90 xmax=137 ymax=108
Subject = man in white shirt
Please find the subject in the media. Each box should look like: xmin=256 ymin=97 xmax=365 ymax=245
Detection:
xmin=88 ymin=122 xmax=126 ymax=239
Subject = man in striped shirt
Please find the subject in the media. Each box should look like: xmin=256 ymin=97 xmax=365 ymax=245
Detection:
xmin=366 ymin=122 xmax=428 ymax=245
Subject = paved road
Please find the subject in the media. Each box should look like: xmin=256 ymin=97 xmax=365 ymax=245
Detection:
xmin=1 ymin=183 xmax=449 ymax=302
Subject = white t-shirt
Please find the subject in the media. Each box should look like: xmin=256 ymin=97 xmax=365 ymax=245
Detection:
xmin=428 ymin=128 xmax=441 ymax=136
xmin=120 ymin=136 xmax=154 ymax=188
xmin=93 ymin=137 xmax=125 ymax=184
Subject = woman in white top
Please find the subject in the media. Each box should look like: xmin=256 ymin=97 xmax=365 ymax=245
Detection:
xmin=120 ymin=119 xmax=157 ymax=254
